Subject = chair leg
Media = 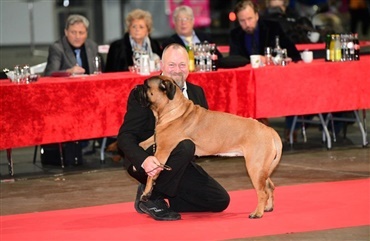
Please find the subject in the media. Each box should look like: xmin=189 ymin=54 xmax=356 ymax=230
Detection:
xmin=354 ymin=110 xmax=368 ymax=147
xmin=100 ymin=137 xmax=107 ymax=163
xmin=7 ymin=148 xmax=14 ymax=176
xmin=363 ymin=110 xmax=367 ymax=139
xmin=33 ymin=146 xmax=38 ymax=164
xmin=301 ymin=117 xmax=307 ymax=143
xmin=318 ymin=114 xmax=332 ymax=149
xmin=329 ymin=113 xmax=337 ymax=142
xmin=289 ymin=116 xmax=298 ymax=146
xmin=58 ymin=143 xmax=64 ymax=168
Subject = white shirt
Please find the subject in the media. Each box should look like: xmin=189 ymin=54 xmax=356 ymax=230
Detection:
xmin=182 ymin=82 xmax=189 ymax=99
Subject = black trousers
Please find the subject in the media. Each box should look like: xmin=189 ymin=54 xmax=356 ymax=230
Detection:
xmin=127 ymin=139 xmax=230 ymax=212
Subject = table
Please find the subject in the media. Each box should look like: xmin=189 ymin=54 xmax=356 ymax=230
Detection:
xmin=1 ymin=56 xmax=370 ymax=174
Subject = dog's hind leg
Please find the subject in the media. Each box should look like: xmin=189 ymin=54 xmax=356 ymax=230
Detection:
xmin=245 ymin=157 xmax=269 ymax=219
xmin=248 ymin=175 xmax=268 ymax=219
xmin=264 ymin=178 xmax=275 ymax=212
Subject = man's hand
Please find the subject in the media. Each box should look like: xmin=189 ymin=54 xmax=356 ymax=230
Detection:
xmin=142 ymin=156 xmax=163 ymax=177
xmin=67 ymin=65 xmax=85 ymax=75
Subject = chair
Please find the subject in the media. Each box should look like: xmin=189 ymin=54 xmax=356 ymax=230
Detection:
xmin=289 ymin=114 xmax=332 ymax=149
xmin=289 ymin=110 xmax=369 ymax=149
xmin=325 ymin=110 xmax=368 ymax=147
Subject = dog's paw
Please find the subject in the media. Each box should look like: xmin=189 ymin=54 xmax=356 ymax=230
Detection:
xmin=264 ymin=207 xmax=274 ymax=212
xmin=248 ymin=212 xmax=263 ymax=219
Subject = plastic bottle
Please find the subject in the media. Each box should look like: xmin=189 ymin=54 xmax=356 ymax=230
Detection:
xmin=188 ymin=45 xmax=195 ymax=72
xmin=273 ymin=35 xmax=283 ymax=65
xmin=210 ymin=43 xmax=218 ymax=71
xmin=325 ymin=34 xmax=331 ymax=61
xmin=334 ymin=34 xmax=342 ymax=62
xmin=353 ymin=33 xmax=360 ymax=61
xmin=329 ymin=34 xmax=335 ymax=61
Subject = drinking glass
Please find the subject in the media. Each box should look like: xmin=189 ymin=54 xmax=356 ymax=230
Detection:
xmin=132 ymin=49 xmax=147 ymax=72
xmin=93 ymin=56 xmax=102 ymax=74
xmin=13 ymin=65 xmax=22 ymax=83
xmin=23 ymin=65 xmax=31 ymax=83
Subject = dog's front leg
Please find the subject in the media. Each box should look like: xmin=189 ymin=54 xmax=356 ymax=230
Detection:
xmin=139 ymin=136 xmax=155 ymax=150
xmin=140 ymin=176 xmax=157 ymax=202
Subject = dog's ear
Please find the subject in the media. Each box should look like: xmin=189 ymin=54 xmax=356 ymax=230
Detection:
xmin=160 ymin=79 xmax=176 ymax=100
xmin=134 ymin=84 xmax=150 ymax=107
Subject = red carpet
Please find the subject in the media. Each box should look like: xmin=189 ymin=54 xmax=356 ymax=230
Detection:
xmin=1 ymin=178 xmax=369 ymax=241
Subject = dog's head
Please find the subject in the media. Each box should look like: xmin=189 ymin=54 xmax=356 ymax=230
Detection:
xmin=134 ymin=75 xmax=178 ymax=108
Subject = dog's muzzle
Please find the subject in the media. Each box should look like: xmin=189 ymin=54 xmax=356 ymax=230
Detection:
xmin=134 ymin=84 xmax=150 ymax=108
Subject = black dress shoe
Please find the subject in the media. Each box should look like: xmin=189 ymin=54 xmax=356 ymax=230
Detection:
xmin=134 ymin=184 xmax=145 ymax=214
xmin=139 ymin=198 xmax=181 ymax=221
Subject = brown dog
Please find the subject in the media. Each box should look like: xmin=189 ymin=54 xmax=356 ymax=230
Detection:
xmin=137 ymin=75 xmax=282 ymax=218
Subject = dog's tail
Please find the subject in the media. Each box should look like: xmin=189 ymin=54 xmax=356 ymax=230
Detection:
xmin=269 ymin=130 xmax=283 ymax=175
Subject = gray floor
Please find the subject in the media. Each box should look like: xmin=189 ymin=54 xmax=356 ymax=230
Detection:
xmin=1 ymin=116 xmax=369 ymax=241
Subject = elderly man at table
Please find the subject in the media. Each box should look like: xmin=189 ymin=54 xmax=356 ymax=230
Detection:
xmin=44 ymin=14 xmax=99 ymax=76
xmin=229 ymin=0 xmax=301 ymax=63
xmin=161 ymin=5 xmax=223 ymax=60
xmin=117 ymin=43 xmax=230 ymax=221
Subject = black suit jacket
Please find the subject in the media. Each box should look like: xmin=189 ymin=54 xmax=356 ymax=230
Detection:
xmin=105 ymin=33 xmax=162 ymax=72
xmin=117 ymin=81 xmax=208 ymax=170
xmin=229 ymin=19 xmax=301 ymax=62
xmin=161 ymin=30 xmax=223 ymax=59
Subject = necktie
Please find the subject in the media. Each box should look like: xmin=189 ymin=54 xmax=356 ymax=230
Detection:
xmin=182 ymin=87 xmax=188 ymax=99
xmin=185 ymin=36 xmax=193 ymax=47
xmin=74 ymin=49 xmax=82 ymax=66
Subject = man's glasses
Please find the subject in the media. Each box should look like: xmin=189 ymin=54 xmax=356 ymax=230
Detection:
xmin=175 ymin=17 xmax=192 ymax=23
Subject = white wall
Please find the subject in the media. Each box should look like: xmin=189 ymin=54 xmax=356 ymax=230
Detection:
xmin=0 ymin=0 xmax=55 ymax=46
xmin=0 ymin=0 xmax=173 ymax=47
xmin=102 ymin=0 xmax=121 ymax=44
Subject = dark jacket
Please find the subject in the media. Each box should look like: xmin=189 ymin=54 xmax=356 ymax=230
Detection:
xmin=229 ymin=19 xmax=301 ymax=62
xmin=117 ymin=81 xmax=208 ymax=170
xmin=161 ymin=30 xmax=223 ymax=60
xmin=105 ymin=33 xmax=162 ymax=72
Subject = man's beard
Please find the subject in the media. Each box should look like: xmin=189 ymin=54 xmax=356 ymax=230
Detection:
xmin=244 ymin=27 xmax=255 ymax=34
xmin=170 ymin=72 xmax=185 ymax=87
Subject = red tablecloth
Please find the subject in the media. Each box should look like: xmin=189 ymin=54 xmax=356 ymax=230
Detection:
xmin=1 ymin=56 xmax=370 ymax=149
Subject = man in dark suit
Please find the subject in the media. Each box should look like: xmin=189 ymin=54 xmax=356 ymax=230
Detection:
xmin=161 ymin=5 xmax=223 ymax=60
xmin=117 ymin=44 xmax=230 ymax=221
xmin=229 ymin=0 xmax=301 ymax=63
xmin=44 ymin=14 xmax=99 ymax=76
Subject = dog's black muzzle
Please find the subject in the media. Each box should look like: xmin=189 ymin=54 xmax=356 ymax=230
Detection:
xmin=134 ymin=82 xmax=151 ymax=108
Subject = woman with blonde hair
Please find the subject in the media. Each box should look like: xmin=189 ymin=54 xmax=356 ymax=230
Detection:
xmin=105 ymin=9 xmax=162 ymax=72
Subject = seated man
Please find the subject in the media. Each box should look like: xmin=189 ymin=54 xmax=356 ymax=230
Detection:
xmin=44 ymin=14 xmax=99 ymax=76
xmin=229 ymin=0 xmax=301 ymax=63
xmin=161 ymin=5 xmax=223 ymax=60
xmin=117 ymin=44 xmax=230 ymax=221
xmin=43 ymin=14 xmax=99 ymax=157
